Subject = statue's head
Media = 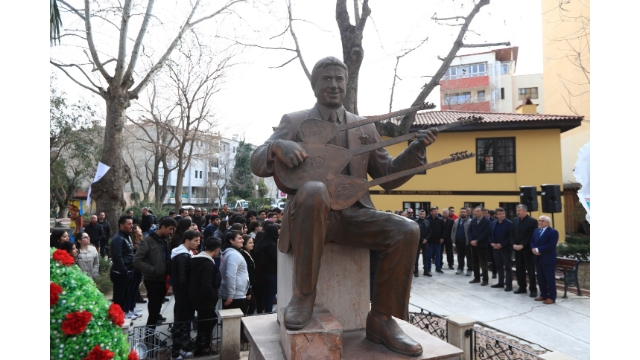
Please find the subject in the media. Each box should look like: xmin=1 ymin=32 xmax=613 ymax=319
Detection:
xmin=310 ymin=56 xmax=348 ymax=108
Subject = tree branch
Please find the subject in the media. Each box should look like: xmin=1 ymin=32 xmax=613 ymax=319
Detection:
xmin=78 ymin=0 xmax=112 ymax=81
xmin=50 ymin=60 xmax=106 ymax=93
xmin=389 ymin=37 xmax=429 ymax=112
xmin=130 ymin=0 xmax=245 ymax=97
xmin=50 ymin=61 xmax=102 ymax=96
xmin=124 ymin=0 xmax=155 ymax=82
xmin=269 ymin=55 xmax=298 ymax=69
xmin=286 ymin=0 xmax=310 ymax=80
xmin=114 ymin=0 xmax=134 ymax=84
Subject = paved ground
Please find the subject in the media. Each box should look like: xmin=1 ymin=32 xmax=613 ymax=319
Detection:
xmin=409 ymin=254 xmax=590 ymax=360
xmin=125 ymin=254 xmax=590 ymax=360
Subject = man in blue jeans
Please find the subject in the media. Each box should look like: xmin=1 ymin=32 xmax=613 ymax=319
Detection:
xmin=426 ymin=207 xmax=444 ymax=275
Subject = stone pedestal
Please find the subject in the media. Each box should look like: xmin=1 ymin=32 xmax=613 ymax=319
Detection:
xmin=243 ymin=314 xmax=463 ymax=360
xmin=217 ymin=308 xmax=244 ymax=360
xmin=279 ymin=306 xmax=343 ymax=360
xmin=277 ymin=243 xmax=369 ymax=332
xmin=444 ymin=315 xmax=476 ymax=360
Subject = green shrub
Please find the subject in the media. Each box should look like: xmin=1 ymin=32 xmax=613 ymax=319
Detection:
xmin=94 ymin=256 xmax=113 ymax=295
xmin=557 ymin=235 xmax=590 ymax=261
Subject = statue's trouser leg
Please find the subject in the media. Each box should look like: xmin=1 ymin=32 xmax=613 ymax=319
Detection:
xmin=327 ymin=206 xmax=419 ymax=320
xmin=288 ymin=181 xmax=331 ymax=295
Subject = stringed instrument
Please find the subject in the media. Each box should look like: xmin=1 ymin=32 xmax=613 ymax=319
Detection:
xmin=299 ymin=102 xmax=436 ymax=144
xmin=326 ymin=151 xmax=475 ymax=211
xmin=273 ymin=115 xmax=483 ymax=195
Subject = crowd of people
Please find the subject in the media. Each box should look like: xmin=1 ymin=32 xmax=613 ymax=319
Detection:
xmin=51 ymin=200 xmax=559 ymax=358
xmin=404 ymin=203 xmax=559 ymax=305
xmin=50 ymin=204 xmax=285 ymax=359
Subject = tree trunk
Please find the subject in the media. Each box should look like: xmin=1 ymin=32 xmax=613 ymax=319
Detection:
xmin=91 ymin=87 xmax=131 ymax=229
xmin=336 ymin=0 xmax=370 ymax=115
xmin=174 ymin=163 xmax=184 ymax=212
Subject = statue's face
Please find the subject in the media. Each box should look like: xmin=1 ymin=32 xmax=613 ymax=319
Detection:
xmin=313 ymin=65 xmax=347 ymax=108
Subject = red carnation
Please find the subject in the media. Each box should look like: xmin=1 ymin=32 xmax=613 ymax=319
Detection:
xmin=50 ymin=283 xmax=63 ymax=307
xmin=128 ymin=350 xmax=139 ymax=360
xmin=61 ymin=311 xmax=93 ymax=335
xmin=53 ymin=249 xmax=76 ymax=266
xmin=83 ymin=345 xmax=114 ymax=360
xmin=108 ymin=303 xmax=124 ymax=327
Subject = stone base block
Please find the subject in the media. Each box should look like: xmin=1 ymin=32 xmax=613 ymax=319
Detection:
xmin=243 ymin=314 xmax=463 ymax=360
xmin=279 ymin=306 xmax=343 ymax=360
xmin=277 ymin=243 xmax=369 ymax=332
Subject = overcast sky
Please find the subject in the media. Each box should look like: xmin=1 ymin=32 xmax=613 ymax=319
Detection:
xmin=51 ymin=0 xmax=544 ymax=146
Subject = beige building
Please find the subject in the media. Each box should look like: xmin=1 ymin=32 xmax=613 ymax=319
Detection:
xmin=541 ymin=0 xmax=590 ymax=184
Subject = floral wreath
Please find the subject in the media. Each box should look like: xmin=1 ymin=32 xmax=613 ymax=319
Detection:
xmin=50 ymin=248 xmax=138 ymax=360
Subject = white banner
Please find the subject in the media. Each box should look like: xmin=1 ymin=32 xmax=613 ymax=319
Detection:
xmin=86 ymin=162 xmax=111 ymax=208
xmin=573 ymin=141 xmax=590 ymax=223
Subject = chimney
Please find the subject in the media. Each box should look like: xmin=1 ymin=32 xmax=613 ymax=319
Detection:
xmin=515 ymin=97 xmax=538 ymax=114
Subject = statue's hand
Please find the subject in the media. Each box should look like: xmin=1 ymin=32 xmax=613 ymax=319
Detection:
xmin=272 ymin=140 xmax=309 ymax=168
xmin=415 ymin=128 xmax=438 ymax=147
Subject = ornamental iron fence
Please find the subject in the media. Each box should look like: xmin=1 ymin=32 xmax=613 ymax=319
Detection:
xmin=408 ymin=303 xmax=448 ymax=341
xmin=466 ymin=327 xmax=543 ymax=360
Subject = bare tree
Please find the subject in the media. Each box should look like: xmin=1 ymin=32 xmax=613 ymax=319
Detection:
xmin=51 ymin=0 xmax=245 ymax=227
xmin=127 ymin=80 xmax=180 ymax=208
xmin=159 ymin=44 xmax=232 ymax=212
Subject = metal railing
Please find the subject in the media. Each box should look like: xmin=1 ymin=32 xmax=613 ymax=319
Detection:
xmin=466 ymin=327 xmax=543 ymax=360
xmin=128 ymin=318 xmax=221 ymax=359
xmin=408 ymin=303 xmax=448 ymax=341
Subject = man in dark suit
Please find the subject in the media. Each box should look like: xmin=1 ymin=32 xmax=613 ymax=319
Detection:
xmin=415 ymin=210 xmax=432 ymax=277
xmin=511 ymin=204 xmax=539 ymax=298
xmin=250 ymin=56 xmax=438 ymax=357
xmin=441 ymin=209 xmax=455 ymax=270
xmin=467 ymin=207 xmax=491 ymax=285
xmin=531 ymin=216 xmax=559 ymax=304
xmin=489 ymin=207 xmax=513 ymax=290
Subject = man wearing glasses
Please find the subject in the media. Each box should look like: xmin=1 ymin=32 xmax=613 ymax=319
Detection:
xmin=192 ymin=207 xmax=206 ymax=231
xmin=530 ymin=216 xmax=559 ymax=304
xmin=406 ymin=208 xmax=415 ymax=220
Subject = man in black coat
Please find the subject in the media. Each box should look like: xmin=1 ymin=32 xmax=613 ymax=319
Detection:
xmin=110 ymin=216 xmax=135 ymax=316
xmin=511 ymin=204 xmax=539 ymax=297
xmin=414 ymin=210 xmax=432 ymax=277
xmin=192 ymin=207 xmax=207 ymax=231
xmin=426 ymin=207 xmax=445 ymax=275
xmin=440 ymin=209 xmax=455 ymax=270
xmin=170 ymin=230 xmax=201 ymax=359
xmin=489 ymin=207 xmax=513 ymax=290
xmin=139 ymin=207 xmax=157 ymax=236
xmin=83 ymin=215 xmax=104 ymax=254
xmin=97 ymin=212 xmax=111 ymax=258
xmin=189 ymin=237 xmax=221 ymax=356
xmin=467 ymin=207 xmax=491 ymax=285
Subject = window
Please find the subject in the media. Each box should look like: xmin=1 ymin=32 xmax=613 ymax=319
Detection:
xmin=444 ymin=63 xmax=487 ymax=79
xmin=464 ymin=202 xmax=484 ymax=210
xmin=233 ymin=146 xmax=236 ymax=153
xmin=199 ymin=171 xmax=203 ymax=179
xmin=500 ymin=63 xmax=509 ymax=74
xmin=518 ymin=87 xmax=538 ymax=100
xmin=500 ymin=88 xmax=505 ymax=100
xmin=499 ymin=202 xmax=519 ymax=219
xmin=476 ymin=137 xmax=515 ymax=173
xmin=444 ymin=92 xmax=471 ymax=105
xmin=403 ymin=202 xmax=430 ymax=213
xmin=195 ymin=170 xmax=198 ymax=178
xmin=477 ymin=90 xmax=485 ymax=102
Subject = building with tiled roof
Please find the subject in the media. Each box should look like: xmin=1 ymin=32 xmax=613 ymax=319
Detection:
xmin=370 ymin=109 xmax=582 ymax=241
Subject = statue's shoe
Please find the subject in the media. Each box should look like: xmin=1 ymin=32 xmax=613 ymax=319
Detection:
xmin=283 ymin=290 xmax=317 ymax=330
xmin=365 ymin=311 xmax=423 ymax=357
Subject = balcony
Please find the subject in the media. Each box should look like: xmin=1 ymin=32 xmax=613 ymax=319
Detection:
xmin=440 ymin=76 xmax=489 ymax=91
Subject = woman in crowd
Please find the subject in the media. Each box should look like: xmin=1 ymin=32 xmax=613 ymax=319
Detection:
xmin=60 ymin=240 xmax=78 ymax=260
xmin=256 ymin=224 xmax=278 ymax=313
xmin=214 ymin=220 xmax=228 ymax=240
xmin=76 ymin=232 xmax=99 ymax=280
xmin=125 ymin=224 xmax=144 ymax=319
xmin=50 ymin=229 xmax=70 ymax=248
xmin=171 ymin=218 xmax=193 ymax=249
xmin=239 ymin=234 xmax=256 ymax=314
xmin=248 ymin=221 xmax=263 ymax=239
xmin=219 ymin=231 xmax=249 ymax=312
